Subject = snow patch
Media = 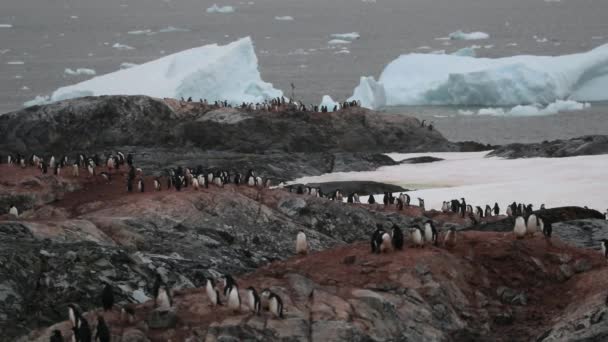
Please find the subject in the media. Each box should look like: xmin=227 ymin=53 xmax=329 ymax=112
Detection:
xmin=449 ymin=30 xmax=490 ymax=41
xmin=112 ymin=43 xmax=135 ymax=50
xmin=206 ymin=4 xmax=235 ymax=13
xmin=24 ymin=37 xmax=282 ymax=107
xmin=330 ymin=32 xmax=360 ymax=41
xmin=274 ymin=16 xmax=294 ymax=21
xmin=334 ymin=49 xmax=350 ymax=55
xmin=64 ymin=68 xmax=97 ymax=76
xmin=348 ymin=76 xmax=386 ymax=110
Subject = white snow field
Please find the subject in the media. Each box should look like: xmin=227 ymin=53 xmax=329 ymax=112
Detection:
xmin=206 ymin=4 xmax=235 ymax=13
xmin=348 ymin=76 xmax=386 ymax=110
xmin=362 ymin=43 xmax=608 ymax=107
xmin=448 ymin=30 xmax=490 ymax=41
xmin=290 ymin=152 xmax=608 ymax=212
xmin=23 ymin=37 xmax=282 ymax=107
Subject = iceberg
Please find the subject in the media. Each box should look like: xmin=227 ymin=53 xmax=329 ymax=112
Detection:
xmin=319 ymin=95 xmax=339 ymax=111
xmin=348 ymin=76 xmax=386 ymax=110
xmin=448 ymin=30 xmax=490 ymax=41
xmin=373 ymin=43 xmax=608 ymax=106
xmin=24 ymin=37 xmax=283 ymax=107
xmin=330 ymin=32 xmax=360 ymax=41
xmin=206 ymin=4 xmax=235 ymax=13
xmin=64 ymin=68 xmax=97 ymax=76
xmin=112 ymin=43 xmax=135 ymax=50
xmin=274 ymin=16 xmax=294 ymax=21
xmin=451 ymin=47 xmax=477 ymax=57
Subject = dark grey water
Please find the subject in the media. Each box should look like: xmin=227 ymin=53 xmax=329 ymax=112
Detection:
xmin=1 ymin=0 xmax=607 ymax=143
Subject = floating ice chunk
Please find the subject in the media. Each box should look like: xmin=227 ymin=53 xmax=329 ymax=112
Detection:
xmin=484 ymin=45 xmax=494 ymax=49
xmin=206 ymin=4 xmax=235 ymax=13
xmin=274 ymin=16 xmax=294 ymax=21
xmin=328 ymin=39 xmax=351 ymax=45
xmin=417 ymin=46 xmax=431 ymax=50
xmin=348 ymin=76 xmax=386 ymax=110
xmin=319 ymin=95 xmax=339 ymax=111
xmin=24 ymin=37 xmax=282 ymax=107
xmin=477 ymin=100 xmax=591 ymax=116
xmin=112 ymin=43 xmax=135 ymax=50
xmin=448 ymin=30 xmax=490 ymax=41
xmin=478 ymin=107 xmax=505 ymax=115
xmin=506 ymin=42 xmax=518 ymax=47
xmin=0 ymin=24 xmax=12 ymax=28
xmin=120 ymin=62 xmax=138 ymax=69
xmin=457 ymin=109 xmax=474 ymax=115
xmin=21 ymin=86 xmax=30 ymax=91
xmin=158 ymin=26 xmax=190 ymax=33
xmin=288 ymin=48 xmax=309 ymax=56
xmin=64 ymin=68 xmax=97 ymax=76
xmin=330 ymin=32 xmax=360 ymax=41
xmin=334 ymin=49 xmax=350 ymax=55
xmin=6 ymin=61 xmax=25 ymax=65
xmin=128 ymin=29 xmax=153 ymax=35
xmin=70 ymin=16 xmax=79 ymax=19
xmin=451 ymin=47 xmax=477 ymax=57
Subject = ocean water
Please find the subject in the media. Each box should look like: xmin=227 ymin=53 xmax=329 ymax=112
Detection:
xmin=1 ymin=0 xmax=607 ymax=142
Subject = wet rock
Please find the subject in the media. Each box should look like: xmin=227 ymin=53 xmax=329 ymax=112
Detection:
xmin=488 ymin=135 xmax=608 ymax=159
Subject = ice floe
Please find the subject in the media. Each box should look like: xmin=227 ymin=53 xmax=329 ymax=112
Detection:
xmin=206 ymin=4 xmax=235 ymax=13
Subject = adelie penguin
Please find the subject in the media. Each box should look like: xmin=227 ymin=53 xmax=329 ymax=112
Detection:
xmin=137 ymin=178 xmax=144 ymax=193
xmin=380 ymin=231 xmax=392 ymax=253
xmin=526 ymin=214 xmax=539 ymax=236
xmin=601 ymin=240 xmax=608 ymax=262
xmin=205 ymin=277 xmax=222 ymax=306
xmin=95 ymin=316 xmax=110 ymax=342
xmin=74 ymin=316 xmax=92 ymax=342
xmin=101 ymin=283 xmax=114 ymax=311
xmin=9 ymin=205 xmax=18 ymax=218
xmin=418 ymin=198 xmax=425 ymax=211
xmin=410 ymin=227 xmax=424 ymax=248
xmin=295 ymin=231 xmax=308 ymax=255
xmin=485 ymin=205 xmax=492 ymax=218
xmin=222 ymin=275 xmax=241 ymax=313
xmin=156 ymin=286 xmax=173 ymax=311
xmin=444 ymin=227 xmax=457 ymax=248
xmin=246 ymin=287 xmax=261 ymax=315
xmin=424 ymin=220 xmax=438 ymax=246
xmin=371 ymin=224 xmax=385 ymax=253
xmin=368 ymin=195 xmax=376 ymax=205
xmin=391 ymin=224 xmax=404 ymax=250
xmin=493 ymin=203 xmax=500 ymax=215
xmin=260 ymin=290 xmax=284 ymax=319
xmin=542 ymin=218 xmax=552 ymax=240
xmin=67 ymin=304 xmax=81 ymax=328
xmin=513 ymin=216 xmax=527 ymax=239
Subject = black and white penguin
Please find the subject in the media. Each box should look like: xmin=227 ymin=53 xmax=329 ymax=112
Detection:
xmin=396 ymin=198 xmax=404 ymax=211
xmin=493 ymin=203 xmax=500 ymax=215
xmin=513 ymin=216 xmax=526 ymax=239
xmin=295 ymin=231 xmax=308 ymax=255
xmin=268 ymin=292 xmax=284 ymax=319
xmin=8 ymin=205 xmax=18 ymax=218
xmin=526 ymin=214 xmax=539 ymax=236
xmin=466 ymin=204 xmax=473 ymax=214
xmin=371 ymin=224 xmax=385 ymax=254
xmin=391 ymin=224 xmax=404 ymax=250
xmin=441 ymin=201 xmax=449 ymax=213
xmin=506 ymin=203 xmax=513 ymax=217
xmin=601 ymin=240 xmax=608 ymax=261
xmin=95 ymin=315 xmax=110 ymax=342
xmin=368 ymin=195 xmax=376 ymax=205
xmin=67 ymin=304 xmax=81 ymax=328
xmin=152 ymin=273 xmax=163 ymax=306
xmin=137 ymin=178 xmax=144 ymax=193
xmin=100 ymin=172 xmax=111 ymax=183
xmin=156 ymin=286 xmax=173 ymax=311
xmin=101 ymin=283 xmax=114 ymax=311
xmin=380 ymin=231 xmax=392 ymax=253
xmin=120 ymin=305 xmax=136 ymax=324
xmin=246 ymin=287 xmax=261 ymax=315
xmin=541 ymin=218 xmax=552 ymax=239
xmin=418 ymin=198 xmax=425 ymax=211
xmin=347 ymin=193 xmax=354 ymax=203
xmin=75 ymin=316 xmax=92 ymax=342
xmin=353 ymin=192 xmax=360 ymax=203
xmin=475 ymin=206 xmax=484 ymax=218
xmin=451 ymin=199 xmax=460 ymax=213
xmin=444 ymin=227 xmax=457 ymax=248
xmin=424 ymin=220 xmax=438 ymax=246
xmin=153 ymin=177 xmax=161 ymax=191
xmin=222 ymin=275 xmax=241 ymax=312
xmin=383 ymin=193 xmax=390 ymax=206
xmin=485 ymin=205 xmax=492 ymax=218
xmin=540 ymin=204 xmax=546 ymax=210
xmin=205 ymin=277 xmax=222 ymax=306
xmin=460 ymin=198 xmax=466 ymax=218
xmin=410 ymin=227 xmax=424 ymax=248
xmin=72 ymin=164 xmax=79 ymax=177
xmin=50 ymin=329 xmax=64 ymax=342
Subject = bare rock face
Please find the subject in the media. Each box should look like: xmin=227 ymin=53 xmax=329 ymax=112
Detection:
xmin=487 ymin=135 xmax=608 ymax=159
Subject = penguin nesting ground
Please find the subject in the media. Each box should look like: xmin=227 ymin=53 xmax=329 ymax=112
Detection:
xmin=526 ymin=214 xmax=539 ymax=236
xmin=391 ymin=225 xmax=404 ymax=250
xmin=513 ymin=216 xmax=527 ymax=239
xmin=444 ymin=227 xmax=457 ymax=248
xmin=410 ymin=227 xmax=424 ymax=248
xmin=101 ymin=283 xmax=114 ymax=311
xmin=295 ymin=231 xmax=308 ymax=255
xmin=223 ymin=275 xmax=241 ymax=313
xmin=246 ymin=287 xmax=261 ymax=315
xmin=50 ymin=329 xmax=63 ymax=342
xmin=95 ymin=315 xmax=110 ymax=342
xmin=205 ymin=277 xmax=222 ymax=306
xmin=8 ymin=205 xmax=18 ymax=218
xmin=156 ymin=286 xmax=173 ymax=311
xmin=380 ymin=232 xmax=392 ymax=253
xmin=601 ymin=240 xmax=608 ymax=262
xmin=424 ymin=221 xmax=438 ymax=246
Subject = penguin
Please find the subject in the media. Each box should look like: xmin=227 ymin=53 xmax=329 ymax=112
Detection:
xmin=383 ymin=193 xmax=389 ymax=206
xmin=391 ymin=224 xmax=404 ymax=250
xmin=50 ymin=156 xmax=56 ymax=169
xmin=441 ymin=201 xmax=449 ymax=213
xmin=99 ymin=172 xmax=111 ymax=183
xmin=380 ymin=232 xmax=392 ymax=253
xmin=87 ymin=164 xmax=95 ymax=177
xmin=485 ymin=205 xmax=492 ymax=218
xmin=506 ymin=205 xmax=513 ymax=217
xmin=513 ymin=216 xmax=527 ymax=239
xmin=404 ymin=193 xmax=411 ymax=206
xmin=540 ymin=204 xmax=546 ymax=210
xmin=120 ymin=305 xmax=136 ymax=324
xmin=460 ymin=198 xmax=466 ymax=218
xmin=101 ymin=283 xmax=114 ymax=311
xmin=72 ymin=164 xmax=79 ymax=177
xmin=418 ymin=198 xmax=425 ymax=211
xmin=75 ymin=316 xmax=92 ymax=342
xmin=368 ymin=195 xmax=376 ymax=205
xmin=268 ymin=292 xmax=284 ymax=318
xmin=137 ymin=178 xmax=144 ymax=192
xmin=8 ymin=205 xmax=18 ymax=218
xmin=152 ymin=273 xmax=163 ymax=306
xmin=601 ymin=240 xmax=608 ymax=261
xmin=451 ymin=199 xmax=460 ymax=213
xmin=347 ymin=193 xmax=354 ymax=203
xmin=371 ymin=224 xmax=385 ymax=253
xmin=54 ymin=163 xmax=61 ymax=176
xmin=466 ymin=204 xmax=473 ymax=214
xmin=154 ymin=177 xmax=161 ymax=191
xmin=475 ymin=206 xmax=484 ymax=218
xmin=68 ymin=304 xmax=80 ymax=328
xmin=410 ymin=227 xmax=424 ymax=247
xmin=444 ymin=227 xmax=457 ymax=248
xmin=424 ymin=220 xmax=438 ymax=246
xmin=50 ymin=330 xmax=64 ymax=342
xmin=541 ymin=218 xmax=552 ymax=239
xmin=205 ymin=277 xmax=222 ymax=306
xmin=396 ymin=198 xmax=404 ymax=211
xmin=95 ymin=316 xmax=110 ymax=342
xmin=526 ymin=214 xmax=539 ymax=236
xmin=493 ymin=203 xmax=500 ymax=215
xmin=247 ymin=176 xmax=255 ymax=187
xmin=353 ymin=192 xmax=360 ymax=203
xmin=246 ymin=287 xmax=261 ymax=315
xmin=156 ymin=286 xmax=173 ymax=311
xmin=223 ymin=275 xmax=241 ymax=313
xmin=192 ymin=177 xmax=200 ymax=190
xmin=295 ymin=231 xmax=308 ymax=255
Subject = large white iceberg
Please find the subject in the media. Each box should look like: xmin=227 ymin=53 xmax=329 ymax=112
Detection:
xmin=319 ymin=95 xmax=339 ymax=111
xmin=373 ymin=43 xmax=608 ymax=106
xmin=347 ymin=76 xmax=386 ymax=110
xmin=24 ymin=37 xmax=283 ymax=107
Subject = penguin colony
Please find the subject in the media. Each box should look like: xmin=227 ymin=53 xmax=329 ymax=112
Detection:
xmin=176 ymin=95 xmax=361 ymax=113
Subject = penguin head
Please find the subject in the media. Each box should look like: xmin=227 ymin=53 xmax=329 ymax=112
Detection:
xmin=260 ymin=288 xmax=272 ymax=298
xmin=246 ymin=286 xmax=257 ymax=294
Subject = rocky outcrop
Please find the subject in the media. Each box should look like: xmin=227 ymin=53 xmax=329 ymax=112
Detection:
xmin=289 ymin=181 xmax=407 ymax=196
xmin=487 ymin=135 xmax=608 ymax=159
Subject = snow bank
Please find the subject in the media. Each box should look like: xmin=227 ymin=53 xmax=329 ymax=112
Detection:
xmin=64 ymin=68 xmax=97 ymax=76
xmin=24 ymin=37 xmax=283 ymax=107
xmin=347 ymin=76 xmax=386 ymax=110
xmin=319 ymin=95 xmax=339 ymax=110
xmin=291 ymin=152 xmax=608 ymax=211
xmin=330 ymin=32 xmax=360 ymax=41
xmin=274 ymin=16 xmax=294 ymax=21
xmin=206 ymin=4 xmax=235 ymax=13
xmin=451 ymin=47 xmax=477 ymax=57
xmin=449 ymin=30 xmax=490 ymax=41
xmin=373 ymin=43 xmax=608 ymax=106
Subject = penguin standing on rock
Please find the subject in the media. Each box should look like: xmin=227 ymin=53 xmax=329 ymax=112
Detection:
xmin=424 ymin=220 xmax=438 ymax=246
xmin=295 ymin=231 xmax=308 ymax=255
xmin=67 ymin=304 xmax=81 ymax=328
xmin=493 ymin=203 xmax=500 ymax=215
xmin=156 ymin=286 xmax=173 ymax=311
xmin=513 ymin=216 xmax=527 ymax=239
xmin=8 ymin=205 xmax=18 ymax=218
xmin=246 ymin=287 xmax=261 ymax=315
xmin=268 ymin=292 xmax=284 ymax=319
xmin=205 ymin=277 xmax=222 ymax=306
xmin=410 ymin=227 xmax=424 ymax=247
xmin=485 ymin=205 xmax=492 ymax=218
xmin=380 ymin=231 xmax=392 ymax=253
xmin=371 ymin=224 xmax=385 ymax=253
xmin=101 ymin=283 xmax=114 ymax=311
xmin=391 ymin=224 xmax=404 ymax=250
xmin=601 ymin=240 xmax=608 ymax=261
xmin=137 ymin=178 xmax=144 ymax=193
xmin=526 ymin=214 xmax=539 ymax=236
xmin=396 ymin=198 xmax=404 ymax=211
xmin=75 ymin=316 xmax=92 ymax=342
xmin=368 ymin=195 xmax=376 ymax=205
xmin=95 ymin=316 xmax=110 ymax=342
xmin=222 ymin=275 xmax=241 ymax=313
xmin=418 ymin=198 xmax=425 ymax=211
xmin=444 ymin=227 xmax=457 ymax=248
xmin=541 ymin=218 xmax=552 ymax=239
